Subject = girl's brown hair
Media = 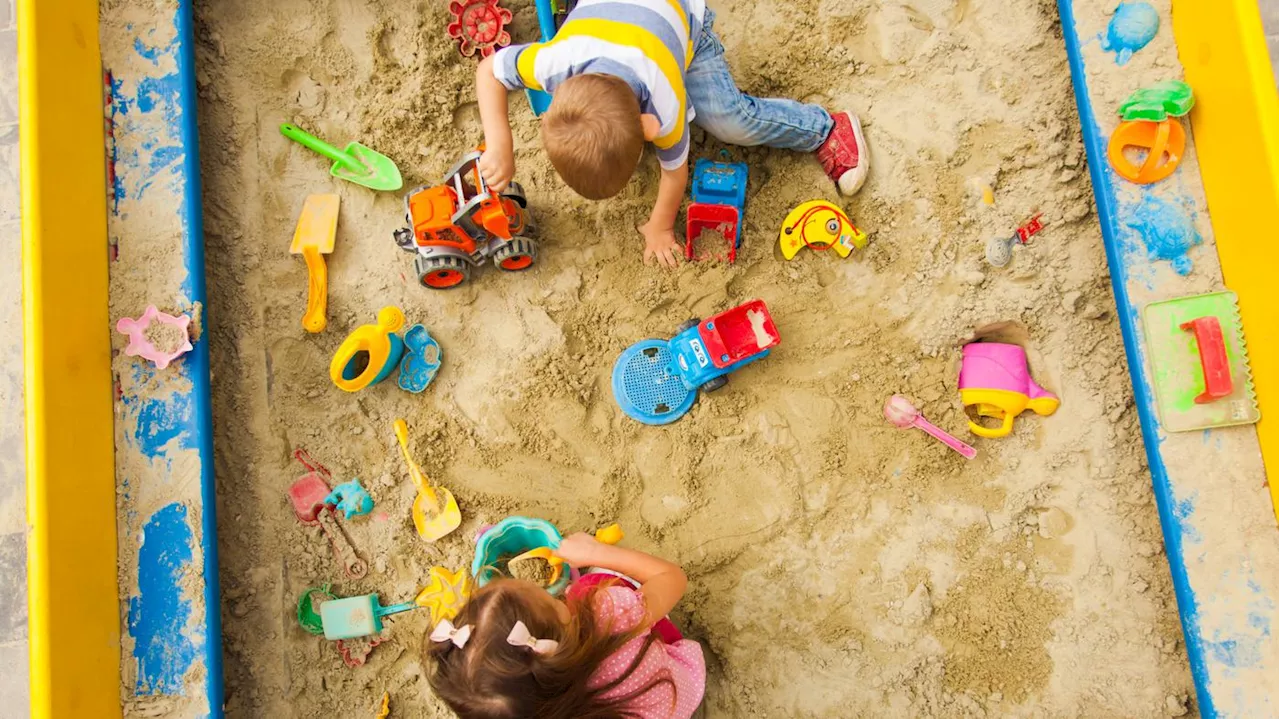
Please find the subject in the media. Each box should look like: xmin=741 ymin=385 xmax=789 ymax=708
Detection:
xmin=423 ymin=579 xmax=674 ymax=718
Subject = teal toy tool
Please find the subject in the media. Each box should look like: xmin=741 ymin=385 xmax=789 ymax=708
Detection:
xmin=320 ymin=593 xmax=418 ymax=640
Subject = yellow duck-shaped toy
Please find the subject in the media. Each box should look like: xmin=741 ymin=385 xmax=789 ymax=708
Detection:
xmin=778 ymin=200 xmax=868 ymax=260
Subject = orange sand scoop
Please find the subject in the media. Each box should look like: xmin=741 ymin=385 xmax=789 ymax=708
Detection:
xmin=393 ymin=419 xmax=461 ymax=542
xmin=290 ymin=194 xmax=340 ymax=333
xmin=1107 ymin=118 xmax=1186 ymax=184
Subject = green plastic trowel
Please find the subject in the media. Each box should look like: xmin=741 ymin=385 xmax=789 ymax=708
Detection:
xmin=280 ymin=123 xmax=403 ymax=191
xmin=1142 ymin=291 xmax=1259 ymax=432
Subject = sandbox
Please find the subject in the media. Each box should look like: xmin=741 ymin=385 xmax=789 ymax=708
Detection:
xmin=18 ymin=0 xmax=1278 ymax=717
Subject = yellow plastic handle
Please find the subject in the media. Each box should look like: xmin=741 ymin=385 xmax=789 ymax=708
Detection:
xmin=594 ymin=523 xmax=624 ymax=545
xmin=301 ymin=245 xmax=327 ymax=333
xmin=393 ymin=419 xmax=435 ymax=500
xmin=968 ymin=413 xmax=1015 ymax=439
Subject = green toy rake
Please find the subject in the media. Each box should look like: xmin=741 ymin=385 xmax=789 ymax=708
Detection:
xmin=1142 ymin=291 xmax=1259 ymax=432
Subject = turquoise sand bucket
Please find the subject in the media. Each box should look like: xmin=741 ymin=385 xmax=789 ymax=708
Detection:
xmin=472 ymin=516 xmax=572 ymax=595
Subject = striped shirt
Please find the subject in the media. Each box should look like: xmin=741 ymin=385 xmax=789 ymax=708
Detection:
xmin=492 ymin=0 xmax=706 ymax=171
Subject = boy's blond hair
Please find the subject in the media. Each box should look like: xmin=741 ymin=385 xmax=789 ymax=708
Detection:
xmin=541 ymin=74 xmax=643 ymax=200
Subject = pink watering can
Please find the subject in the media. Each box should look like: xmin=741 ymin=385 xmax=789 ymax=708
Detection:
xmin=958 ymin=342 xmax=1059 ymax=438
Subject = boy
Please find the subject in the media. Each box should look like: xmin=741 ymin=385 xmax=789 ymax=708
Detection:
xmin=474 ymin=0 xmax=868 ymax=268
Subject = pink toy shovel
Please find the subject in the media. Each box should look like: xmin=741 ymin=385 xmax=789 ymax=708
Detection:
xmin=884 ymin=395 xmax=977 ymax=460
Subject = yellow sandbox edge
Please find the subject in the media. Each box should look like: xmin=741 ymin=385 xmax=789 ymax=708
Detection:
xmin=1172 ymin=0 xmax=1279 ymax=516
xmin=19 ymin=1 xmax=123 ymax=717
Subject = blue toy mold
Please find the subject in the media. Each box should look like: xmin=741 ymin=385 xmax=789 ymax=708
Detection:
xmin=324 ymin=478 xmax=374 ymax=519
xmin=398 ymin=324 xmax=443 ymax=393
xmin=1102 ymin=1 xmax=1159 ymax=65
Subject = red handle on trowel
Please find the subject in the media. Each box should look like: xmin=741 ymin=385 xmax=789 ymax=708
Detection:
xmin=1180 ymin=316 xmax=1232 ymax=404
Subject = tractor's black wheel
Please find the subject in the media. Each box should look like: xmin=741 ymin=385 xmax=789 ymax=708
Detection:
xmin=416 ymin=255 xmax=471 ymax=289
xmin=676 ymin=319 xmax=700 ymax=333
xmin=493 ymin=238 xmax=538 ymax=272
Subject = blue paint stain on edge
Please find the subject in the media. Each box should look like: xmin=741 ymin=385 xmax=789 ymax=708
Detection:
xmin=1057 ymin=1 xmax=1216 ymax=716
xmin=1100 ymin=1 xmax=1160 ymax=65
xmin=129 ymin=391 xmax=195 ymax=455
xmin=175 ymin=0 xmax=225 ymax=713
xmin=128 ymin=503 xmax=198 ymax=695
xmin=1126 ymin=192 xmax=1201 ymax=275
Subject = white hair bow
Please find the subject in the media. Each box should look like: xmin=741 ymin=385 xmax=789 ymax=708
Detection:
xmin=506 ymin=621 xmax=559 ymax=654
xmin=430 ymin=619 xmax=473 ymax=648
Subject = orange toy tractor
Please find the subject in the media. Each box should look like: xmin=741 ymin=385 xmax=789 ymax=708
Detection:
xmin=392 ymin=150 xmax=538 ymax=289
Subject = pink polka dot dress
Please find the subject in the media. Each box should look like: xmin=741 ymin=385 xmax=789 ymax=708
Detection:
xmin=586 ymin=586 xmax=706 ymax=718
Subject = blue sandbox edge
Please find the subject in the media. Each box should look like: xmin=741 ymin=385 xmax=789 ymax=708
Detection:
xmin=176 ymin=0 xmax=225 ymax=713
xmin=1057 ymin=1 xmax=1212 ymax=714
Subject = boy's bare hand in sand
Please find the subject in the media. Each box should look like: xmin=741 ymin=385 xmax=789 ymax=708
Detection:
xmin=640 ymin=221 xmax=682 ymax=269
xmin=478 ymin=144 xmax=515 ymax=193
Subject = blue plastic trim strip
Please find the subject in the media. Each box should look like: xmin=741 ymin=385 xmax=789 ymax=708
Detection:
xmin=108 ymin=0 xmax=223 ymax=713
xmin=1058 ymin=1 xmax=1214 ymax=714
xmin=176 ymin=0 xmax=225 ymax=713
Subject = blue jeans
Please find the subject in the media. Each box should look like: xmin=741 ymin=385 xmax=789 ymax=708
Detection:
xmin=687 ymin=8 xmax=833 ymax=152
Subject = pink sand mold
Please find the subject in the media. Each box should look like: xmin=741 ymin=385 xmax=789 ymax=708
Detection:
xmin=116 ymin=305 xmax=194 ymax=369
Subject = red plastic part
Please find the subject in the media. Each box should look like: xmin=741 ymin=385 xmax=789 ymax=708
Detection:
xmin=447 ymin=0 xmax=513 ymax=58
xmin=1016 ymin=213 xmax=1045 ymax=244
xmin=1179 ymin=316 xmax=1233 ymax=404
xmin=336 ymin=635 xmax=384 ymax=667
xmin=289 ymin=449 xmax=332 ymax=522
xmin=289 ymin=474 xmax=332 ymax=523
xmin=699 ymin=299 xmax=780 ymax=369
xmin=686 ymin=203 xmax=738 ymax=263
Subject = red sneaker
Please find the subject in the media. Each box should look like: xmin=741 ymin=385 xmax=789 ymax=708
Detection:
xmin=816 ymin=111 xmax=869 ymax=196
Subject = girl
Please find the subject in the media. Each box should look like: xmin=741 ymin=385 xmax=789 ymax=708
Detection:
xmin=423 ymin=532 xmax=705 ymax=718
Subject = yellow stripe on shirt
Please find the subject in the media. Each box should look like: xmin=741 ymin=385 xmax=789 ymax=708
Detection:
xmin=519 ymin=17 xmax=688 ymax=149
xmin=516 ymin=44 xmax=545 ymax=92
xmin=661 ymin=0 xmax=693 ymax=68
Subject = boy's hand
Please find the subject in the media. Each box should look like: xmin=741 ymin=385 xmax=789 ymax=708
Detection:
xmin=554 ymin=532 xmax=603 ymax=568
xmin=640 ymin=221 xmax=682 ymax=269
xmin=478 ymin=144 xmax=515 ymax=193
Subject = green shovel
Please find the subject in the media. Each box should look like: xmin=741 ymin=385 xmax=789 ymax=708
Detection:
xmin=279 ymin=123 xmax=403 ymax=192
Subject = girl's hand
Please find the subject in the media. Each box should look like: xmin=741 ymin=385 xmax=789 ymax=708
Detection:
xmin=555 ymin=532 xmax=603 ymax=568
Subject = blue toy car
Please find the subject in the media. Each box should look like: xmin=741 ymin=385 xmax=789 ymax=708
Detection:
xmin=612 ymin=300 xmax=781 ymax=424
xmin=687 ymin=156 xmax=749 ymax=261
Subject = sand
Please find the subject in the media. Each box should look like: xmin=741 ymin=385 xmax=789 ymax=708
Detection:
xmin=507 ymin=556 xmax=557 ymax=585
xmin=143 ymin=321 xmax=190 ymax=355
xmin=194 ymin=0 xmax=1197 ymax=716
